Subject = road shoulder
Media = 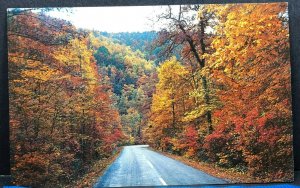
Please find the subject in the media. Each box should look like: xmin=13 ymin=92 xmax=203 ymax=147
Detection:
xmin=67 ymin=147 xmax=123 ymax=188
xmin=150 ymin=148 xmax=256 ymax=184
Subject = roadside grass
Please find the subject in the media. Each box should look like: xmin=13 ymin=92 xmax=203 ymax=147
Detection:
xmin=67 ymin=147 xmax=122 ymax=188
xmin=153 ymin=149 xmax=289 ymax=184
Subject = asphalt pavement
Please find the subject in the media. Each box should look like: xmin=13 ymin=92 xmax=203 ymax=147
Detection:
xmin=93 ymin=145 xmax=226 ymax=187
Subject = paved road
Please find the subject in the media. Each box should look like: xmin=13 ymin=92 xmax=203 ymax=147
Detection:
xmin=93 ymin=145 xmax=226 ymax=187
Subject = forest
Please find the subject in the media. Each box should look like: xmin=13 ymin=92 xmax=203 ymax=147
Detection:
xmin=8 ymin=3 xmax=293 ymax=187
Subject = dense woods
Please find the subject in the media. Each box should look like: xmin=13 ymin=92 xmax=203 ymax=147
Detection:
xmin=145 ymin=3 xmax=292 ymax=181
xmin=8 ymin=3 xmax=293 ymax=187
xmin=8 ymin=9 xmax=125 ymax=187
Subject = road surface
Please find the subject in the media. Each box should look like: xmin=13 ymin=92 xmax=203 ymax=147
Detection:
xmin=94 ymin=145 xmax=227 ymax=187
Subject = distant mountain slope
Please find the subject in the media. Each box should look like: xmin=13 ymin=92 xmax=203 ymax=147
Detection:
xmin=95 ymin=31 xmax=178 ymax=65
xmin=98 ymin=31 xmax=157 ymax=54
xmin=93 ymin=34 xmax=157 ymax=143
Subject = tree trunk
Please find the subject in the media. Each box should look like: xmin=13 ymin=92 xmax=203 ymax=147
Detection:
xmin=171 ymin=94 xmax=176 ymax=128
xmin=199 ymin=19 xmax=213 ymax=134
xmin=178 ymin=19 xmax=213 ymax=134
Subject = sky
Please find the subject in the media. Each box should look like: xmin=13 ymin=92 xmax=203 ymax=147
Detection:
xmin=46 ymin=6 xmax=172 ymax=33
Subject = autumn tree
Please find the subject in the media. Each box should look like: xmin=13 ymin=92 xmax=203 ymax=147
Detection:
xmin=146 ymin=57 xmax=190 ymax=151
xmin=204 ymin=3 xmax=292 ymax=179
xmin=8 ymin=10 xmax=124 ymax=187
xmin=154 ymin=5 xmax=218 ymax=135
